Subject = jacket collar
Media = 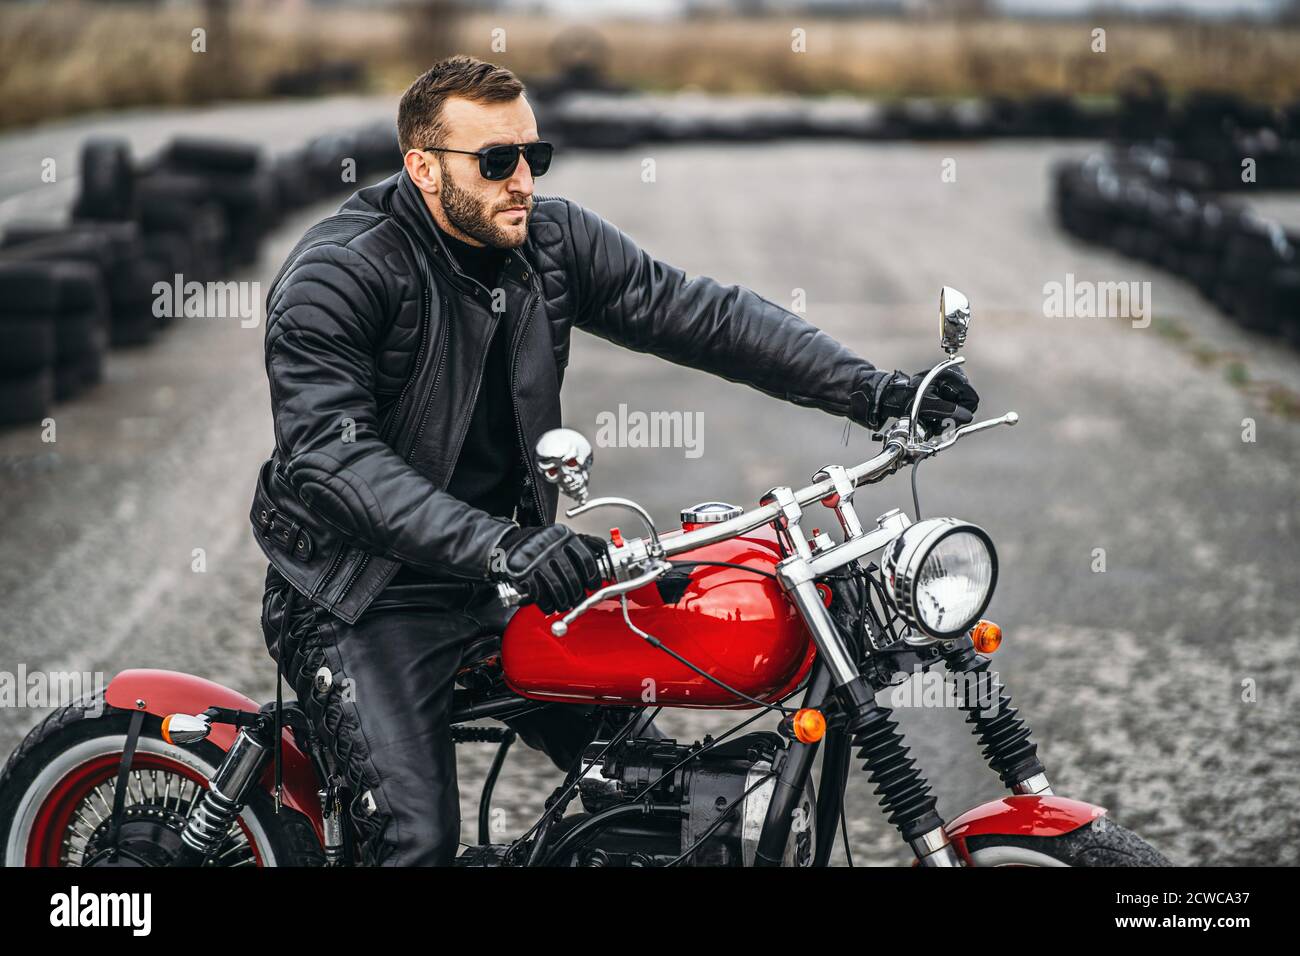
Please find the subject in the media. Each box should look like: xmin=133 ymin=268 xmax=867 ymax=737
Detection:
xmin=388 ymin=171 xmax=536 ymax=299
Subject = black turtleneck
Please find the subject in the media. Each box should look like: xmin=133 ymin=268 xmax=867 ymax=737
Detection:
xmin=434 ymin=219 xmax=506 ymax=291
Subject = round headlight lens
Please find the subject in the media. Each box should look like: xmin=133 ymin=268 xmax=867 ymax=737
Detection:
xmin=883 ymin=518 xmax=998 ymax=639
xmin=913 ymin=531 xmax=994 ymax=635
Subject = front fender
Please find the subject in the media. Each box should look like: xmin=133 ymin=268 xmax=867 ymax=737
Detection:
xmin=946 ymin=795 xmax=1107 ymax=864
xmin=104 ymin=669 xmax=323 ymax=839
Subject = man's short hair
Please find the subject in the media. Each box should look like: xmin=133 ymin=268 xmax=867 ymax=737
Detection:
xmin=397 ymin=55 xmax=526 ymax=154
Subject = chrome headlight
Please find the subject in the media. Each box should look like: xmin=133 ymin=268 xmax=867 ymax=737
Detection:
xmin=882 ymin=518 xmax=997 ymax=639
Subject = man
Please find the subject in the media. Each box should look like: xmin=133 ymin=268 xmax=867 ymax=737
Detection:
xmin=253 ymin=55 xmax=978 ymax=866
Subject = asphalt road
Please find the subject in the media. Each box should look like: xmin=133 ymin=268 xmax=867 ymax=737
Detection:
xmin=1 ymin=97 xmax=1297 ymax=866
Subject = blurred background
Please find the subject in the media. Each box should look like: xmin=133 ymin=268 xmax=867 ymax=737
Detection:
xmin=1 ymin=0 xmax=1297 ymax=867
xmin=4 ymin=0 xmax=1300 ymax=128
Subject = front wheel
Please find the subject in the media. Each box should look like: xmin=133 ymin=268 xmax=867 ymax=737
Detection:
xmin=962 ymin=817 xmax=1172 ymax=867
xmin=0 ymin=697 xmax=322 ymax=867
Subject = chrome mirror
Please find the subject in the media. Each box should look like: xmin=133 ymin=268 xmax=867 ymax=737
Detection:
xmin=535 ymin=428 xmax=594 ymax=504
xmin=939 ymin=286 xmax=970 ymax=355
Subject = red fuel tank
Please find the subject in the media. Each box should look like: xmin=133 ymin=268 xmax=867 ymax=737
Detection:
xmin=501 ymin=522 xmax=817 ymax=708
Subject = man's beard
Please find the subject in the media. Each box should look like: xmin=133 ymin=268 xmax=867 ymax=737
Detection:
xmin=439 ymin=159 xmax=530 ymax=249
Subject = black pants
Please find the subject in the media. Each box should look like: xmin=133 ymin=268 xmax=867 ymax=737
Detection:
xmin=260 ymin=568 xmax=604 ymax=866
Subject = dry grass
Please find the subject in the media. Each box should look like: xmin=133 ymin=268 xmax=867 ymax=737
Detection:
xmin=466 ymin=13 xmax=1300 ymax=102
xmin=0 ymin=3 xmax=406 ymax=128
xmin=3 ymin=4 xmax=1300 ymax=131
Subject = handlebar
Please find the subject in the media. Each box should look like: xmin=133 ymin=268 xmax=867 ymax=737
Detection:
xmin=493 ymin=435 xmax=912 ymax=613
xmin=498 ymin=355 xmax=1019 ymax=633
xmin=497 ymin=412 xmax=1017 ymax=623
xmin=659 ymin=412 xmax=1021 ymax=558
xmin=661 ymin=434 xmax=908 ymax=558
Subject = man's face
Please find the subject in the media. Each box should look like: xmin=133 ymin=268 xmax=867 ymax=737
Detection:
xmin=410 ymin=94 xmax=540 ymax=250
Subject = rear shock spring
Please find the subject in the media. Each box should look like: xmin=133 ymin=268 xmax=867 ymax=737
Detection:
xmin=940 ymin=640 xmax=1045 ymax=789
xmin=179 ymin=787 xmax=241 ymax=859
xmin=849 ymin=701 xmax=943 ymax=843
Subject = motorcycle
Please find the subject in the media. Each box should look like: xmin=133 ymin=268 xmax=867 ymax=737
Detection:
xmin=0 ymin=288 xmax=1171 ymax=867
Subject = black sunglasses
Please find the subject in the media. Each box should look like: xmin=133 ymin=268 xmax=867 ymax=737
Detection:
xmin=421 ymin=141 xmax=554 ymax=181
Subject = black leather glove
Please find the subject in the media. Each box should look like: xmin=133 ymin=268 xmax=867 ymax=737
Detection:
xmin=489 ymin=525 xmax=608 ymax=615
xmin=851 ymin=366 xmax=980 ymax=434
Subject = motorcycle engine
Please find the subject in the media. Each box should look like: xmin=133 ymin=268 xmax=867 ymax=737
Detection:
xmin=555 ymin=731 xmax=815 ymax=867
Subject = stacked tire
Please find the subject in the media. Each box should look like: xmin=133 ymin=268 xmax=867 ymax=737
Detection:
xmin=272 ymin=122 xmax=400 ymax=212
xmin=0 ymin=127 xmax=407 ymax=432
xmin=0 ymin=261 xmax=108 ymax=425
xmin=1 ymin=222 xmax=165 ymax=346
xmin=134 ymin=137 xmax=275 ymax=269
xmin=1218 ymin=214 xmax=1300 ymax=340
xmin=1053 ymin=148 xmax=1300 ymax=344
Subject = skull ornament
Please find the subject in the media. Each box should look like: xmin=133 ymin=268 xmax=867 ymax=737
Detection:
xmin=939 ymin=286 xmax=971 ymax=356
xmin=535 ymin=428 xmax=594 ymax=504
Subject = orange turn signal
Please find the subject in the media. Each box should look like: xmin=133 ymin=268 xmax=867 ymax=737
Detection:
xmin=161 ymin=713 xmax=176 ymax=745
xmin=792 ymin=708 xmax=826 ymax=744
xmin=971 ymin=619 xmax=1002 ymax=654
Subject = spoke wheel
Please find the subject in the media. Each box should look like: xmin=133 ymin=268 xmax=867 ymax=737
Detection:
xmin=1 ymin=701 xmax=324 ymax=867
xmin=26 ymin=748 xmax=263 ymax=867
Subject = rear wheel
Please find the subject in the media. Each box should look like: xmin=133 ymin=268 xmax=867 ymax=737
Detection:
xmin=963 ymin=817 xmax=1172 ymax=867
xmin=0 ymin=698 xmax=322 ymax=867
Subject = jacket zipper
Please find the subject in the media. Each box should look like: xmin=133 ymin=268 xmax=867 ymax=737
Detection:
xmin=447 ymin=308 xmax=500 ymax=483
xmin=511 ymin=291 xmax=546 ymax=522
xmin=406 ymin=292 xmax=449 ymax=459
xmin=326 ymin=236 xmax=536 ymax=601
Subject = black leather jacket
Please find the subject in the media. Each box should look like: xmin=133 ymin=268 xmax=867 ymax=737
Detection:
xmin=250 ymin=170 xmax=890 ymax=624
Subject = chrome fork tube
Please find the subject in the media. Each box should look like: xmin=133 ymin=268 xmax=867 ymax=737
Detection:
xmin=1012 ymin=773 xmax=1055 ymax=796
xmin=769 ymin=486 xmax=860 ymax=687
xmin=769 ymin=490 xmax=960 ymax=866
xmin=912 ymin=828 xmax=963 ymax=867
xmin=783 ymin=576 xmax=861 ymax=686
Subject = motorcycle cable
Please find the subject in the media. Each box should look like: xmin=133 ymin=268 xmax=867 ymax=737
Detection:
xmin=621 ymin=690 xmax=799 ymax=810
xmin=863 ymin=569 xmax=903 ymax=646
xmin=511 ymin=564 xmax=779 ymax=862
xmin=839 ymin=792 xmax=854 ymax=866
xmin=527 ymin=710 xmax=650 ymax=847
xmin=541 ymin=687 xmax=814 ymax=865
xmin=842 ymin=564 xmax=872 ymax=658
xmin=618 ymin=595 xmax=795 ymax=716
xmin=911 ymin=459 xmax=923 ymax=522
xmin=664 ymin=770 xmax=776 ymax=866
xmin=667 ymin=559 xmax=778 ymax=581
xmin=508 ymin=707 xmax=653 ymax=865
xmin=272 ymin=587 xmax=298 ymax=814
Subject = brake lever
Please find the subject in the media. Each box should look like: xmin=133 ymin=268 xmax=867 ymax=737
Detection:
xmin=549 ymin=560 xmax=672 ymax=637
xmin=907 ymin=356 xmax=966 ymax=447
xmin=926 ymin=411 xmax=1019 ymax=453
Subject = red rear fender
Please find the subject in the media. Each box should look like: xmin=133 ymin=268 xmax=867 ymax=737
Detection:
xmin=105 ymin=669 xmax=322 ymax=838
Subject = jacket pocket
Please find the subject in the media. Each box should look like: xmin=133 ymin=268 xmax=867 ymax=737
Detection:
xmin=250 ymin=457 xmax=343 ymax=600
